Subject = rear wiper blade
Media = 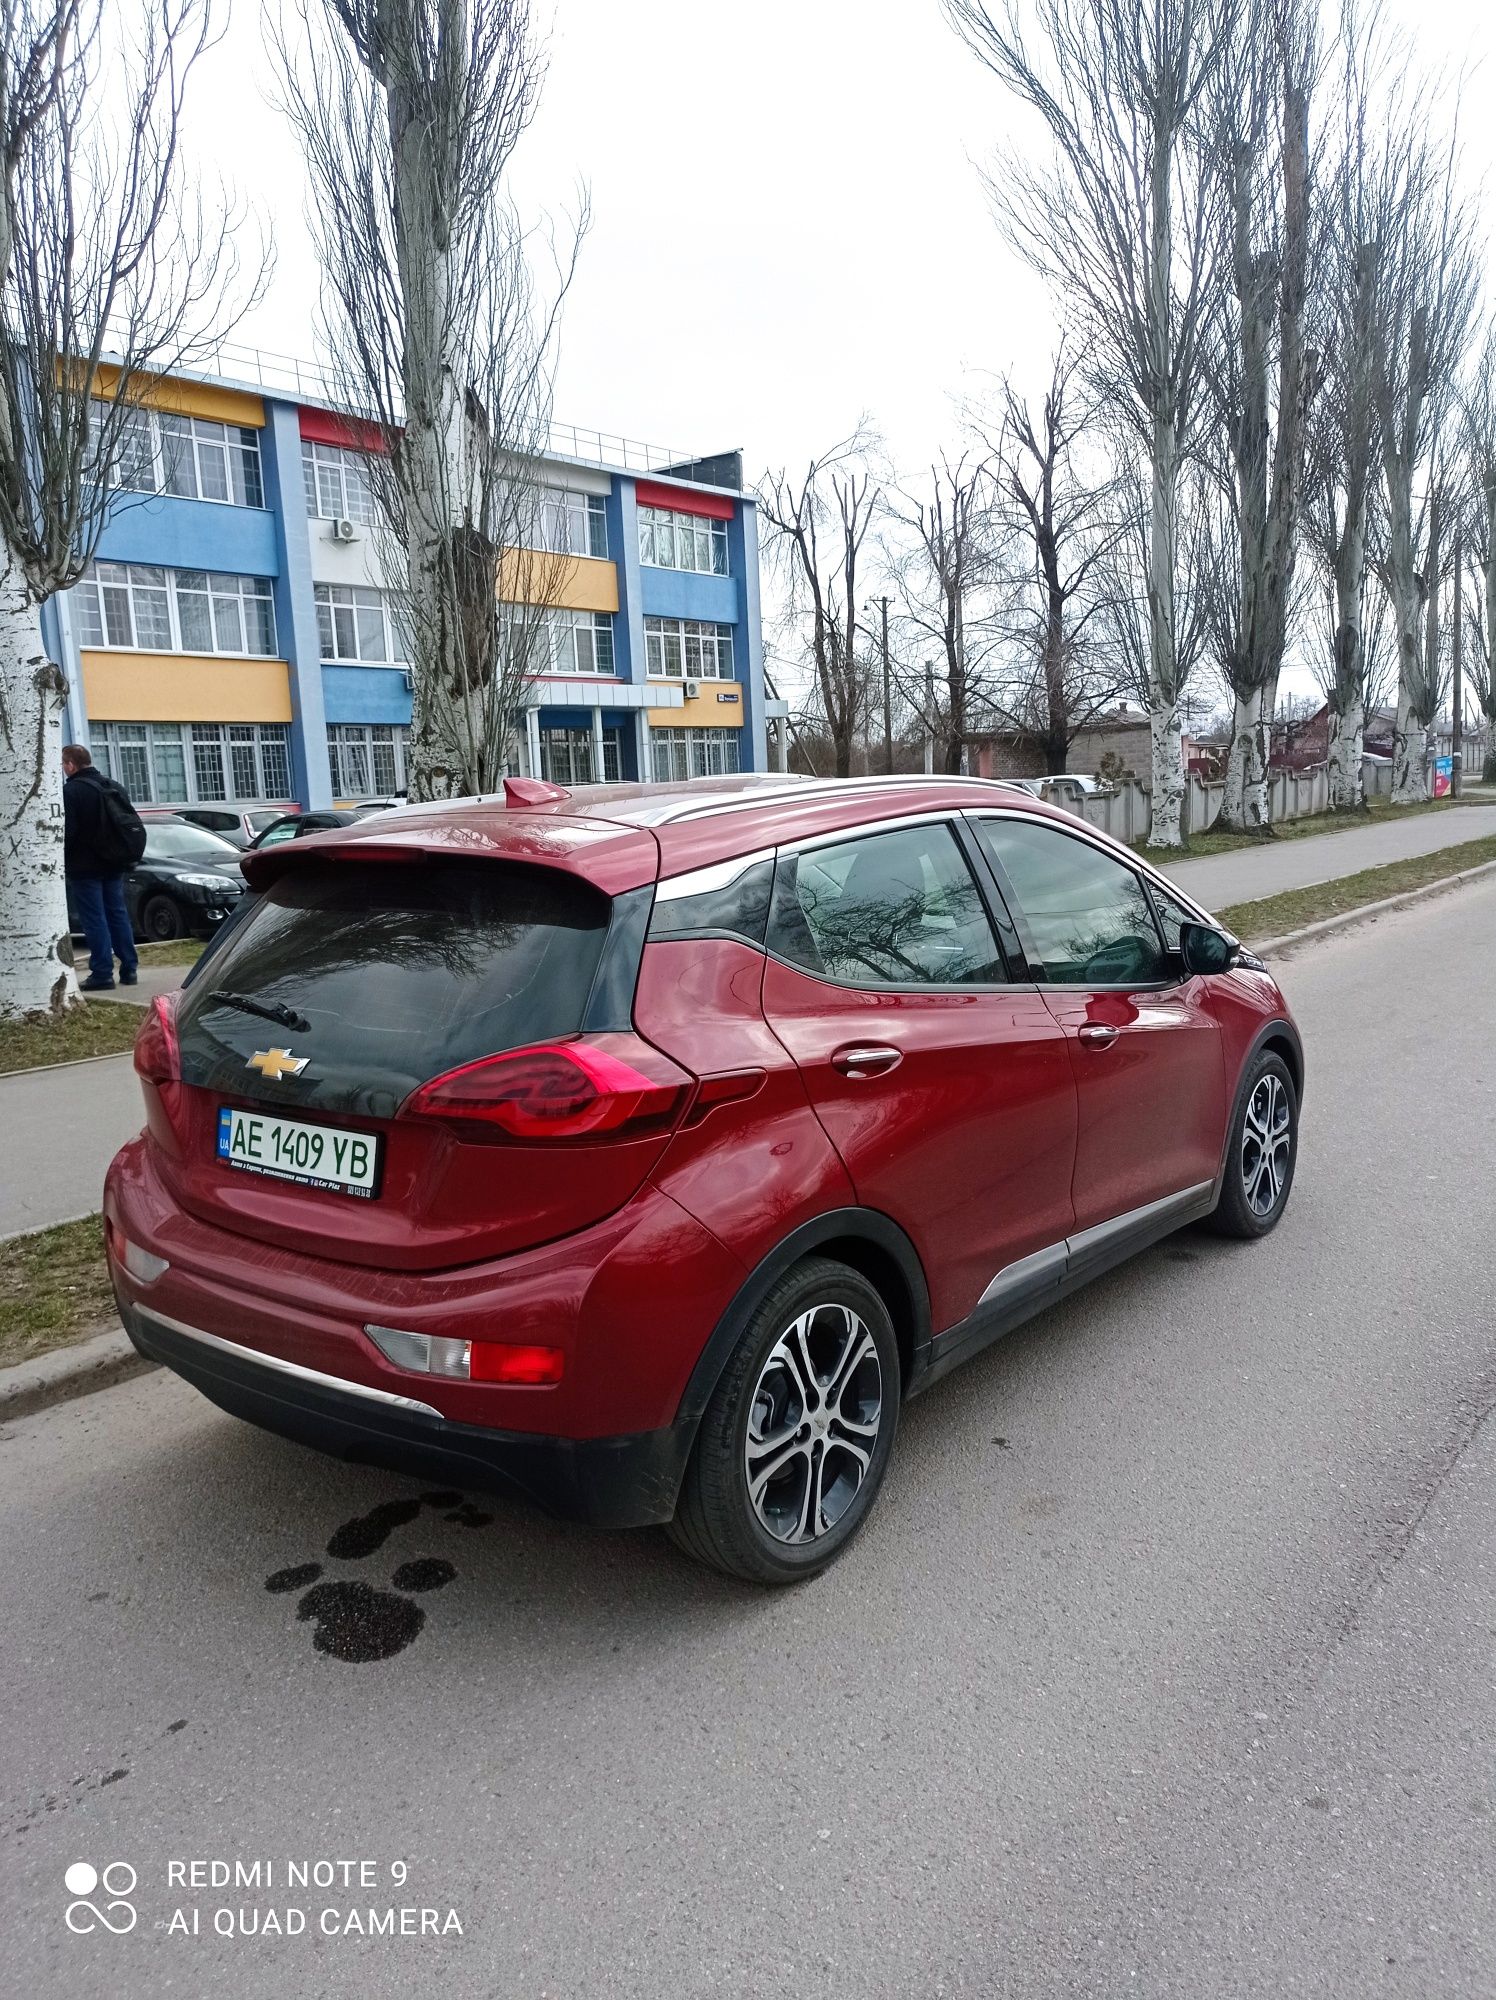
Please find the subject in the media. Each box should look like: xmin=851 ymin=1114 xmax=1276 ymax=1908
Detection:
xmin=207 ymin=989 xmax=311 ymax=1035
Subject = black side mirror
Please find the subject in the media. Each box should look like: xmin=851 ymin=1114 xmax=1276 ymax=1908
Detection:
xmin=1178 ymin=921 xmax=1237 ymax=977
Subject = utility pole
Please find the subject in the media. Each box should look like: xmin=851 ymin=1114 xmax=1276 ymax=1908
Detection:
xmin=878 ymin=594 xmax=893 ymax=774
xmin=923 ymin=661 xmax=935 ymax=775
xmin=1452 ymin=526 xmax=1464 ymax=798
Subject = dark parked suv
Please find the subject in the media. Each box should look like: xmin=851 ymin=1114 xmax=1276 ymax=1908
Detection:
xmin=106 ymin=775 xmax=1302 ymax=1582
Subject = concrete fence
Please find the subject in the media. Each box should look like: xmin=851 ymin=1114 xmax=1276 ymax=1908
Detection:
xmin=1073 ymin=755 xmax=1399 ymax=846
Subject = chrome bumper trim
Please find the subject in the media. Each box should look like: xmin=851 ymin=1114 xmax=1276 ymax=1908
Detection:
xmin=135 ymin=1307 xmax=446 ymax=1421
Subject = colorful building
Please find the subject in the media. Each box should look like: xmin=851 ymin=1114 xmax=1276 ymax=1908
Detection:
xmin=43 ymin=354 xmax=769 ymax=808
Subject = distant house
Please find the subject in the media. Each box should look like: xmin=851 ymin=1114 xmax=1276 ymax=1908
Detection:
xmin=1270 ymin=705 xmax=1395 ymax=770
xmin=969 ymin=704 xmax=1207 ymax=783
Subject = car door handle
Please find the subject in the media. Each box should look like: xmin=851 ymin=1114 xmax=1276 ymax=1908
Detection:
xmin=831 ymin=1043 xmax=904 ymax=1080
xmin=1077 ymin=1024 xmax=1119 ymax=1049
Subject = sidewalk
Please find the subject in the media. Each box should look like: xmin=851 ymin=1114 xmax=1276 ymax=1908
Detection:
xmin=1161 ymin=804 xmax=1496 ymax=909
xmin=0 ymin=1055 xmax=143 ymax=1239
xmin=87 ymin=965 xmax=186 ymax=1007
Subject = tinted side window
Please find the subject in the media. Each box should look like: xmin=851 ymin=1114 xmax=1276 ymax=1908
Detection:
xmin=649 ymin=857 xmax=772 ymax=947
xmin=975 ymin=819 xmax=1167 ymax=987
xmin=768 ymin=823 xmax=1005 ymax=986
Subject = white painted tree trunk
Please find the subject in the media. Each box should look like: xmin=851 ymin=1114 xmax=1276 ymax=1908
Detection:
xmin=0 ymin=574 xmax=80 ymax=1019
xmin=1392 ymin=691 xmax=1427 ymax=804
xmin=1223 ymin=687 xmax=1270 ymax=831
xmin=1328 ymin=695 xmax=1365 ymax=810
xmin=1149 ymin=701 xmax=1185 ymax=850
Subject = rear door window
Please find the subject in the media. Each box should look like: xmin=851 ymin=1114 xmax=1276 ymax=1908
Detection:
xmin=175 ymin=860 xmax=611 ymax=1117
xmin=767 ymin=822 xmax=1007 ymax=986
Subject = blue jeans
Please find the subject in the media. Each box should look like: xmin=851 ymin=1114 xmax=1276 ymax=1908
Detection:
xmin=72 ymin=874 xmax=138 ymax=983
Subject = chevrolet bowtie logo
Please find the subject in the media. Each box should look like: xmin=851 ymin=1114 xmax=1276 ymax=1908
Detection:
xmin=247 ymin=1047 xmax=309 ymax=1081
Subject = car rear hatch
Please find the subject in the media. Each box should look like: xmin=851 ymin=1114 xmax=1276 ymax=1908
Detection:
xmin=146 ymin=813 xmax=684 ymax=1271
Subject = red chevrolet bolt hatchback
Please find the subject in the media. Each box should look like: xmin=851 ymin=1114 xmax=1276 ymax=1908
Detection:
xmin=105 ymin=774 xmax=1302 ymax=1583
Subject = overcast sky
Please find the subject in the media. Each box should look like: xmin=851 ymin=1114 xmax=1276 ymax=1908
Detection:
xmin=191 ymin=0 xmax=1493 ymax=703
xmin=202 ymin=0 xmax=1493 ymax=485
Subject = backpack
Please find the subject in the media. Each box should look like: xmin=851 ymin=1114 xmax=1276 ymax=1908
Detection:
xmin=92 ymin=773 xmax=148 ymax=869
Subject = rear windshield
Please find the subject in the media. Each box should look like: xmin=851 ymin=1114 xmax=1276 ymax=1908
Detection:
xmin=176 ymin=860 xmax=610 ymax=1117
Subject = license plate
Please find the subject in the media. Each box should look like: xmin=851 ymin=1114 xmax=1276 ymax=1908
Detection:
xmin=217 ymin=1107 xmax=381 ymax=1199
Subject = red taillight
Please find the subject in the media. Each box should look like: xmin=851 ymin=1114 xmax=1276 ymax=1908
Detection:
xmin=399 ymin=1035 xmax=691 ymax=1143
xmin=469 ymin=1341 xmax=566 ymax=1385
xmin=133 ymin=992 xmax=181 ymax=1084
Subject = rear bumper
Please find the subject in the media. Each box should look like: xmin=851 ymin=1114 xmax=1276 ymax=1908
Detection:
xmin=123 ymin=1303 xmax=692 ymax=1529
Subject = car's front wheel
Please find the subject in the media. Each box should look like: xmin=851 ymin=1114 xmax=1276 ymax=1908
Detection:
xmin=1207 ymin=1050 xmax=1299 ymax=1239
xmin=140 ymin=893 xmax=186 ymax=943
xmin=669 ymin=1257 xmax=900 ymax=1585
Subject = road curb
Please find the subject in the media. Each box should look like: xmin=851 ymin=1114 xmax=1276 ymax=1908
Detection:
xmin=1251 ymin=857 xmax=1496 ymax=956
xmin=0 ymin=1325 xmax=156 ymax=1422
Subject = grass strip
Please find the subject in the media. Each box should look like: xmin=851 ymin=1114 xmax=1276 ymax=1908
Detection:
xmin=136 ymin=939 xmax=204 ymax=968
xmin=0 ymin=999 xmax=145 ymax=1076
xmin=0 ymin=1215 xmax=116 ymax=1367
xmin=1217 ymin=833 xmax=1496 ymax=942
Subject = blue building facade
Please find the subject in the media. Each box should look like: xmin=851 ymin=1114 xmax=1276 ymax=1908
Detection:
xmin=45 ymin=358 xmax=769 ymax=811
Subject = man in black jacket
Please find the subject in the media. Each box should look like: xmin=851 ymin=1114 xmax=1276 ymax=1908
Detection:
xmin=62 ymin=745 xmax=139 ymax=991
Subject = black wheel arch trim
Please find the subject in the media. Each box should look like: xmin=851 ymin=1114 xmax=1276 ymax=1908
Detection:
xmin=1217 ymin=1017 xmax=1304 ymax=1195
xmin=672 ymin=1207 xmax=933 ymax=1432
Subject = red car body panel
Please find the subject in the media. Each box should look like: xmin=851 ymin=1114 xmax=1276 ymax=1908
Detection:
xmin=104 ymin=773 xmax=1304 ymax=1529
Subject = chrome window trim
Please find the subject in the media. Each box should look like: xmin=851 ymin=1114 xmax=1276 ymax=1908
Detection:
xmin=648 ymin=773 xmax=1036 ymax=828
xmin=135 ymin=1307 xmax=446 ymax=1420
xmin=653 ymin=846 xmax=778 ymax=903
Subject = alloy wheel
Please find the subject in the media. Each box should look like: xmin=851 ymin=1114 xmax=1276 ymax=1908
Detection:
xmin=1241 ymin=1072 xmax=1292 ymax=1218
xmin=743 ymin=1304 xmax=883 ymax=1546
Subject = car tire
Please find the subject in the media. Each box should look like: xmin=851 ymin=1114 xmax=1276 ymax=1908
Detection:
xmin=1205 ymin=1050 xmax=1298 ymax=1240
xmin=668 ymin=1256 xmax=900 ymax=1585
xmin=140 ymin=894 xmax=186 ymax=943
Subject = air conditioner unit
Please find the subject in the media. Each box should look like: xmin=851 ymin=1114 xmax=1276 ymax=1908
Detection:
xmin=683 ymin=679 xmax=700 ymax=700
xmin=330 ymin=518 xmax=358 ymax=543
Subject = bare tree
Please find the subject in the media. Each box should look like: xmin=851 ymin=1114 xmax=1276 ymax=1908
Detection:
xmin=1463 ymin=326 xmax=1496 ymax=779
xmin=984 ymin=351 xmax=1126 ymax=771
xmin=1208 ymin=0 xmax=1323 ymax=831
xmin=276 ymin=0 xmax=584 ymax=800
xmin=759 ymin=440 xmax=880 ymax=779
xmin=945 ymin=0 xmax=1239 ymax=847
xmin=887 ymin=452 xmax=1002 ymax=774
xmin=1365 ymin=106 xmax=1481 ymax=802
xmin=0 ymin=0 xmax=250 ymax=1020
xmin=1302 ymin=10 xmax=1388 ymax=813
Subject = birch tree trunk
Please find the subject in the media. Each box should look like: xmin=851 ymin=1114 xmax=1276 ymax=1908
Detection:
xmin=1223 ymin=687 xmax=1269 ymax=828
xmin=0 ymin=570 xmax=79 ymax=1017
xmin=1150 ymin=699 xmax=1185 ymax=847
xmin=1385 ymin=476 xmax=1426 ymax=802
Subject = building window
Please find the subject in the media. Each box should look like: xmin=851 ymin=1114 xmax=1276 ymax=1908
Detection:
xmin=302 ymin=440 xmax=378 ymax=524
xmin=644 ymin=615 xmax=734 ymax=680
xmin=638 ymin=506 xmax=728 ymax=576
xmin=314 ymin=583 xmax=407 ymax=663
xmin=328 ymin=723 xmax=408 ymax=798
xmin=536 ymin=488 xmax=607 ymax=559
xmin=111 ymin=405 xmax=264 ymax=508
xmin=505 ymin=607 xmax=615 ymax=676
xmin=72 ymin=561 xmax=277 ymax=657
xmin=92 ymin=722 xmax=292 ymax=803
xmin=649 ymin=727 xmax=742 ymax=782
xmin=538 ymin=725 xmax=623 ymax=786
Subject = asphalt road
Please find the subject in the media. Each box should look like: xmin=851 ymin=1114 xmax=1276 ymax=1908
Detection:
xmin=1161 ymin=801 xmax=1496 ymax=909
xmin=2 ymin=878 xmax=1494 ymax=1999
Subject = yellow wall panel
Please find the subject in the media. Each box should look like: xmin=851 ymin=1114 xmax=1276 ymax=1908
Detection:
xmin=647 ymin=681 xmax=745 ymax=730
xmin=88 ymin=364 xmax=266 ymax=429
xmin=498 ymin=550 xmax=619 ymax=614
xmin=82 ymin=652 xmax=292 ymax=724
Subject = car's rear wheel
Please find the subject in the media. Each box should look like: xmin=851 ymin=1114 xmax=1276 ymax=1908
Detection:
xmin=669 ymin=1257 xmax=900 ymax=1585
xmin=140 ymin=893 xmax=185 ymax=943
xmin=1206 ymin=1050 xmax=1298 ymax=1239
